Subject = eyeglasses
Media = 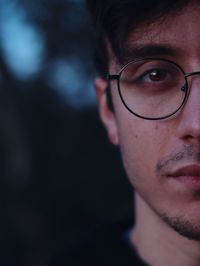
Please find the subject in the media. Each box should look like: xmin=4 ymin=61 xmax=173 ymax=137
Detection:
xmin=108 ymin=58 xmax=200 ymax=120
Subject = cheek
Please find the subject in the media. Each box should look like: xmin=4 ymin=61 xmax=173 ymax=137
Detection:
xmin=117 ymin=117 xmax=167 ymax=189
xmin=111 ymin=84 xmax=173 ymax=190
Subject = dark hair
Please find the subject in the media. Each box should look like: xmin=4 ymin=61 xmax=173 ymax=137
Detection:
xmin=86 ymin=0 xmax=192 ymax=78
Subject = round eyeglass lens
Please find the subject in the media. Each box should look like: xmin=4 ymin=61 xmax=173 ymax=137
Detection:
xmin=118 ymin=59 xmax=187 ymax=119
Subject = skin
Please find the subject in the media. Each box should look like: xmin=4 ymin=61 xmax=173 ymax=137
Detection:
xmin=95 ymin=2 xmax=200 ymax=266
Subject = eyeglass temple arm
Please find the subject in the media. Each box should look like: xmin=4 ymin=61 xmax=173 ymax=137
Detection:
xmin=107 ymin=74 xmax=119 ymax=80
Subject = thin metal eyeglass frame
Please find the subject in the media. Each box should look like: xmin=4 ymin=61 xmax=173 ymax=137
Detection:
xmin=108 ymin=58 xmax=200 ymax=120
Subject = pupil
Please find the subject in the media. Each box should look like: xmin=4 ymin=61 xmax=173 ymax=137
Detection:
xmin=149 ymin=70 xmax=166 ymax=81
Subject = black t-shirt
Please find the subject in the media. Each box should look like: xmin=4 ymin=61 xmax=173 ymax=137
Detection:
xmin=50 ymin=220 xmax=149 ymax=266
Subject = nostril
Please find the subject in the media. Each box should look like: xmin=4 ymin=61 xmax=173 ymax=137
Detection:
xmin=183 ymin=134 xmax=194 ymax=141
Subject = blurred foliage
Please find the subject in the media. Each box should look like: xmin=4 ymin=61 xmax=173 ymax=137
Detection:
xmin=0 ymin=0 xmax=95 ymax=107
xmin=0 ymin=1 xmax=133 ymax=265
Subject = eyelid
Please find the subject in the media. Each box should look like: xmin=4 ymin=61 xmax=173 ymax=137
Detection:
xmin=127 ymin=66 xmax=169 ymax=79
xmin=125 ymin=68 xmax=174 ymax=86
xmin=123 ymin=60 xmax=178 ymax=75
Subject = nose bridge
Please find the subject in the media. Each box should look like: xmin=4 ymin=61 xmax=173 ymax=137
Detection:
xmin=177 ymin=71 xmax=200 ymax=141
xmin=185 ymin=70 xmax=200 ymax=97
xmin=184 ymin=71 xmax=200 ymax=108
xmin=182 ymin=71 xmax=200 ymax=102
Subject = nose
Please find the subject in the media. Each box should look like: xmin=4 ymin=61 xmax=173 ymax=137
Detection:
xmin=176 ymin=76 xmax=200 ymax=143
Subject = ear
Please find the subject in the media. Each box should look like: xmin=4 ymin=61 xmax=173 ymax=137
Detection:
xmin=95 ymin=77 xmax=119 ymax=145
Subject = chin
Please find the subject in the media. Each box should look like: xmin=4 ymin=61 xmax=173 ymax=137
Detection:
xmin=161 ymin=212 xmax=200 ymax=241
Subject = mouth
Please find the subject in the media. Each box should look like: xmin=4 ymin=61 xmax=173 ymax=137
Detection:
xmin=168 ymin=164 xmax=200 ymax=188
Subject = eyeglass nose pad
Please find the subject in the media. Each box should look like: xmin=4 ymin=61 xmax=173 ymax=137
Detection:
xmin=181 ymin=84 xmax=187 ymax=92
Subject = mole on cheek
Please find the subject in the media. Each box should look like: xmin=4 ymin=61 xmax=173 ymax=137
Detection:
xmin=154 ymin=124 xmax=159 ymax=130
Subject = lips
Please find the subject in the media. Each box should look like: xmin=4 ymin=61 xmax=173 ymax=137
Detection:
xmin=169 ymin=165 xmax=200 ymax=178
xmin=168 ymin=165 xmax=200 ymax=188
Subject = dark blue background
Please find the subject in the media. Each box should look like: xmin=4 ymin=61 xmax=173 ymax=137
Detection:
xmin=0 ymin=1 xmax=132 ymax=265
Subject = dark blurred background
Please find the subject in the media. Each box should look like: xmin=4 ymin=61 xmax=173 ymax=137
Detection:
xmin=0 ymin=0 xmax=133 ymax=265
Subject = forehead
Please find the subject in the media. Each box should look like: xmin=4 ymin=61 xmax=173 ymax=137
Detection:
xmin=120 ymin=2 xmax=200 ymax=65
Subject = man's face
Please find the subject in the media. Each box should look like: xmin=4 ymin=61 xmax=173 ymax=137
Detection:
xmin=96 ymin=2 xmax=200 ymax=239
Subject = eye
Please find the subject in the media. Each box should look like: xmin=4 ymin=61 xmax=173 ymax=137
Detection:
xmin=120 ymin=60 xmax=180 ymax=89
xmin=142 ymin=69 xmax=169 ymax=82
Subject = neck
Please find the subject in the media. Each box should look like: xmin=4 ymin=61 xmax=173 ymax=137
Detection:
xmin=130 ymin=193 xmax=200 ymax=266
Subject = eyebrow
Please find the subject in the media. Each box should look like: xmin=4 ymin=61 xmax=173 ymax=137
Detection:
xmin=121 ymin=44 xmax=177 ymax=64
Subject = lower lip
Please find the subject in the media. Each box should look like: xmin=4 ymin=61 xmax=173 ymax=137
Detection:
xmin=173 ymin=176 xmax=200 ymax=189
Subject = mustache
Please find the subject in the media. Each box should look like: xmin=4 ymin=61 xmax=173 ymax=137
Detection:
xmin=156 ymin=145 xmax=200 ymax=173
